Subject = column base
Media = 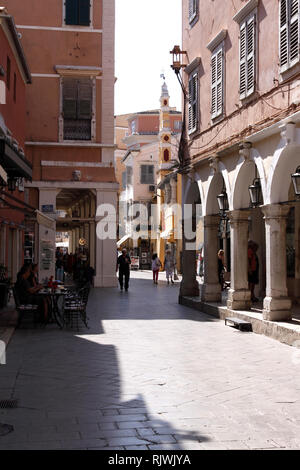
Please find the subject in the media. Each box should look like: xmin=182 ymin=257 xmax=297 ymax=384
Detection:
xmin=94 ymin=275 xmax=118 ymax=288
xmin=263 ymin=296 xmax=292 ymax=321
xmin=227 ymin=288 xmax=251 ymax=310
xmin=179 ymin=280 xmax=199 ymax=298
xmin=201 ymin=283 xmax=221 ymax=303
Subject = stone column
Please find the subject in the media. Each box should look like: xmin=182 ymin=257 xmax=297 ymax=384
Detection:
xmin=262 ymin=204 xmax=292 ymax=321
xmin=227 ymin=210 xmax=251 ymax=310
xmin=89 ymin=221 xmax=95 ymax=269
xmin=201 ymin=215 xmax=221 ymax=302
xmin=179 ymin=175 xmax=199 ymax=298
xmin=94 ymin=189 xmax=118 ymax=287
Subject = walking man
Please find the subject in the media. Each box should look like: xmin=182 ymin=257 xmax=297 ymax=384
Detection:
xmin=117 ymin=248 xmax=131 ymax=291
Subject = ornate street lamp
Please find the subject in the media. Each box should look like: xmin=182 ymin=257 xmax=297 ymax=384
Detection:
xmin=291 ymin=165 xmax=300 ymax=197
xmin=170 ymin=45 xmax=189 ymax=172
xmin=217 ymin=185 xmax=229 ymax=216
xmin=248 ymin=178 xmax=262 ymax=207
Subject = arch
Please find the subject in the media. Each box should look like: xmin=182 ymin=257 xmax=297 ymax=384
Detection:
xmin=203 ymin=163 xmax=230 ymax=216
xmin=231 ymin=148 xmax=267 ymax=210
xmin=267 ymin=138 xmax=300 ymax=204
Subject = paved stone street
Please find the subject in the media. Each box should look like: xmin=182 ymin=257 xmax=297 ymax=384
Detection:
xmin=0 ymin=273 xmax=300 ymax=450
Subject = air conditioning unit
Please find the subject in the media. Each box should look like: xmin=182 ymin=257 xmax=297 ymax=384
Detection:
xmin=149 ymin=185 xmax=156 ymax=192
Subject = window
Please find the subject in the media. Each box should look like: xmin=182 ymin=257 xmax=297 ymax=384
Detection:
xmin=122 ymin=171 xmax=126 ymax=189
xmin=126 ymin=167 xmax=133 ymax=185
xmin=65 ymin=0 xmax=91 ymax=26
xmin=188 ymin=71 xmax=198 ymax=134
xmin=239 ymin=13 xmax=256 ymax=99
xmin=140 ymin=165 xmax=154 ymax=184
xmin=174 ymin=120 xmax=182 ymax=130
xmin=62 ymin=77 xmax=92 ymax=140
xmin=211 ymin=45 xmax=224 ymax=119
xmin=6 ymin=56 xmax=10 ymax=90
xmin=13 ymin=73 xmax=16 ymax=103
xmin=189 ymin=0 xmax=198 ymax=24
xmin=280 ymin=0 xmax=299 ymax=72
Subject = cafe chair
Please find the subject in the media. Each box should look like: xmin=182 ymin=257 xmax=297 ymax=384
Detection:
xmin=13 ymin=287 xmax=40 ymax=328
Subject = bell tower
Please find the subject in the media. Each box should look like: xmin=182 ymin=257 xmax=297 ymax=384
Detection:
xmin=159 ymin=82 xmax=171 ymax=166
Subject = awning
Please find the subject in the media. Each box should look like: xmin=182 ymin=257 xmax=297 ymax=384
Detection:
xmin=0 ymin=138 xmax=32 ymax=180
xmin=117 ymin=233 xmax=131 ymax=247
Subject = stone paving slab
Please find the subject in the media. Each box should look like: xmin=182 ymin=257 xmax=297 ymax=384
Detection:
xmin=0 ymin=277 xmax=300 ymax=450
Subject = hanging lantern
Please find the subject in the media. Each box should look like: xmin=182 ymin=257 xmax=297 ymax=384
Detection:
xmin=217 ymin=188 xmax=229 ymax=214
xmin=291 ymin=165 xmax=300 ymax=196
xmin=249 ymin=178 xmax=262 ymax=207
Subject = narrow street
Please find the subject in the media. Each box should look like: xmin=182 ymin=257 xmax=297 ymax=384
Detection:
xmin=0 ymin=274 xmax=300 ymax=450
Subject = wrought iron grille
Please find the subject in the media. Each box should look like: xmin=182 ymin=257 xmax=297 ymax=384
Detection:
xmin=64 ymin=119 xmax=91 ymax=141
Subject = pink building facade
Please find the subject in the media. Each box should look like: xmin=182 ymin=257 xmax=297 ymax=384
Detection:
xmin=180 ymin=0 xmax=300 ymax=322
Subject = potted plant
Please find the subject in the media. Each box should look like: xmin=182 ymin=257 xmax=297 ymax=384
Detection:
xmin=0 ymin=265 xmax=10 ymax=309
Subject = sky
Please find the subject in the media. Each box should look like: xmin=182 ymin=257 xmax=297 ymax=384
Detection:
xmin=115 ymin=0 xmax=182 ymax=116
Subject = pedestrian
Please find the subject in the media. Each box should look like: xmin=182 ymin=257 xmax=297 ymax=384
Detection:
xmin=198 ymin=248 xmax=204 ymax=278
xmin=116 ymin=248 xmax=131 ymax=291
xmin=164 ymin=250 xmax=175 ymax=285
xmin=152 ymin=253 xmax=161 ymax=284
xmin=217 ymin=249 xmax=226 ymax=290
xmin=248 ymin=241 xmax=259 ymax=302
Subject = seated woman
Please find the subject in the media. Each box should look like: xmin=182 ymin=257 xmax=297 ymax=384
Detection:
xmin=15 ymin=264 xmax=48 ymax=322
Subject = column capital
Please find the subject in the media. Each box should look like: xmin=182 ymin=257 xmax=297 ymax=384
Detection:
xmin=227 ymin=209 xmax=250 ymax=225
xmin=203 ymin=214 xmax=220 ymax=228
xmin=261 ymin=204 xmax=290 ymax=220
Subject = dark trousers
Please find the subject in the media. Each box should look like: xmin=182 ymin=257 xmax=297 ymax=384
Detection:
xmin=119 ymin=270 xmax=129 ymax=290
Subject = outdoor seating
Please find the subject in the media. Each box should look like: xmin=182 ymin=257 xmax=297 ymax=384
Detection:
xmin=12 ymin=287 xmax=40 ymax=328
xmin=63 ymin=284 xmax=90 ymax=330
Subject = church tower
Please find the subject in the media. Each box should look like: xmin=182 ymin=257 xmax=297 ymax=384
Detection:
xmin=158 ymin=82 xmax=172 ymax=168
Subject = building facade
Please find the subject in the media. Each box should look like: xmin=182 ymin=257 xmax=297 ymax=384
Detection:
xmin=0 ymin=6 xmax=32 ymax=286
xmin=180 ymin=0 xmax=300 ymax=321
xmin=1 ymin=0 xmax=118 ymax=286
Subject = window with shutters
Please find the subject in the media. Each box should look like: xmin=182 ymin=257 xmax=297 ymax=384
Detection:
xmin=62 ymin=77 xmax=93 ymax=140
xmin=189 ymin=0 xmax=198 ymax=25
xmin=239 ymin=13 xmax=256 ymax=100
xmin=188 ymin=71 xmax=198 ymax=134
xmin=280 ymin=0 xmax=300 ymax=72
xmin=64 ymin=0 xmax=91 ymax=26
xmin=211 ymin=44 xmax=224 ymax=119
xmin=140 ymin=165 xmax=154 ymax=184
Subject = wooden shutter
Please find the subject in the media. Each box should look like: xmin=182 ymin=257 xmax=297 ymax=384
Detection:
xmin=246 ymin=15 xmax=256 ymax=96
xmin=188 ymin=72 xmax=198 ymax=133
xmin=211 ymin=53 xmax=217 ymax=117
xmin=212 ymin=47 xmax=223 ymax=118
xmin=65 ymin=0 xmax=79 ymax=25
xmin=290 ymin=0 xmax=299 ymax=66
xmin=63 ymin=78 xmax=77 ymax=119
xmin=216 ymin=48 xmax=223 ymax=116
xmin=148 ymin=165 xmax=154 ymax=183
xmin=78 ymin=79 xmax=92 ymax=119
xmin=239 ymin=21 xmax=247 ymax=99
xmin=141 ymin=165 xmax=147 ymax=184
xmin=78 ymin=0 xmax=91 ymax=26
xmin=189 ymin=0 xmax=197 ymax=23
xmin=280 ymin=0 xmax=289 ymax=70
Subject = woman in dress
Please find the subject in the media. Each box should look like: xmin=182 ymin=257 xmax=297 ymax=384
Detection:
xmin=152 ymin=253 xmax=161 ymax=285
